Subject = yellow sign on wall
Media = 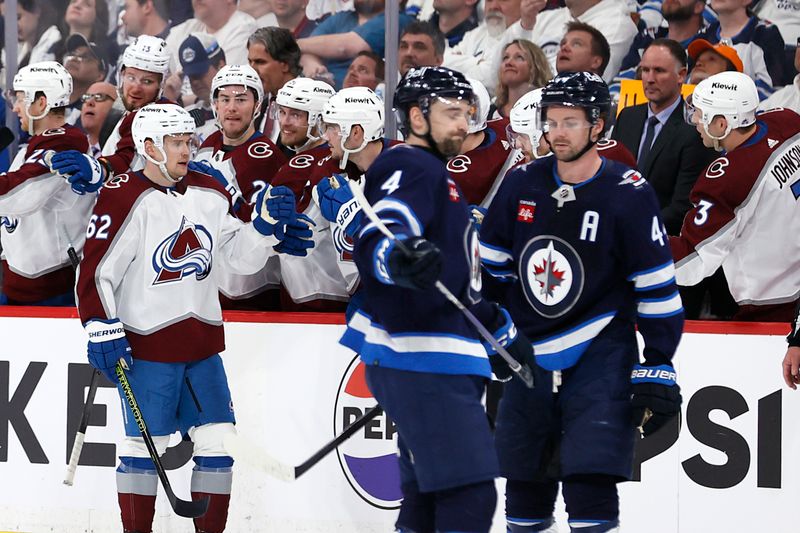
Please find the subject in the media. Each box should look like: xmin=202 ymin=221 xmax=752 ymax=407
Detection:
xmin=617 ymin=79 xmax=697 ymax=116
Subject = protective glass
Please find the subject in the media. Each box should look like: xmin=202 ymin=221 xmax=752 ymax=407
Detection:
xmin=422 ymin=94 xmax=479 ymax=130
xmin=543 ymin=118 xmax=592 ymax=133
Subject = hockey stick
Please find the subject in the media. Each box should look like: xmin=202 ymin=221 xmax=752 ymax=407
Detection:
xmin=60 ymin=226 xmax=103 ymax=486
xmin=223 ymin=405 xmax=383 ymax=482
xmin=115 ymin=363 xmax=210 ymax=518
xmin=480 ymin=148 xmax=523 ymax=209
xmin=347 ymin=180 xmax=535 ymax=388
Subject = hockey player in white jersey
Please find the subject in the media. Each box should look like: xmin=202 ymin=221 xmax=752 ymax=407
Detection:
xmin=0 ymin=61 xmax=94 ymax=305
xmin=76 ymin=103 xmax=309 ymax=533
xmin=49 ymin=35 xmax=173 ymax=194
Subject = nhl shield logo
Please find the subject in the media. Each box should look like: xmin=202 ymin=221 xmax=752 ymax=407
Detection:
xmin=519 ymin=235 xmax=584 ymax=318
xmin=335 ymin=356 xmax=402 ymax=509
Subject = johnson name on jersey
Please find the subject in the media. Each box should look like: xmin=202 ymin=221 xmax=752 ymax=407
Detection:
xmin=341 ymin=144 xmax=493 ymax=377
xmin=671 ymin=108 xmax=800 ymax=307
xmin=480 ymin=156 xmax=683 ymax=371
xmin=76 ymin=169 xmax=282 ymax=363
xmin=0 ymin=125 xmax=94 ymax=301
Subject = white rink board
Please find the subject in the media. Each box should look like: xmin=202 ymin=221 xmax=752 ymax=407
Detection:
xmin=0 ymin=314 xmax=795 ymax=533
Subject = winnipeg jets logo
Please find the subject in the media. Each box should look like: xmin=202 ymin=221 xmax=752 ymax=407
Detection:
xmin=618 ymin=169 xmax=646 ymax=187
xmin=152 ymin=216 xmax=213 ymax=285
xmin=0 ymin=216 xmax=18 ymax=233
xmin=519 ymin=236 xmax=584 ymax=318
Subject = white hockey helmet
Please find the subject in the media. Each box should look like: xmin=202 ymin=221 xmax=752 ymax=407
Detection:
xmin=321 ymin=87 xmax=384 ymax=168
xmin=687 ymin=71 xmax=759 ymax=149
xmin=13 ymin=61 xmax=73 ymax=135
xmin=211 ymin=64 xmax=265 ymax=108
xmin=132 ymin=104 xmax=197 ymax=182
xmin=275 ymin=77 xmax=335 ymax=141
xmin=508 ymin=88 xmax=549 ymax=159
xmin=120 ymin=35 xmax=170 ymax=76
xmin=466 ymin=77 xmax=490 ymax=134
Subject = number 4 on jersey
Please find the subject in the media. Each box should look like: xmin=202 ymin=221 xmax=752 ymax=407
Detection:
xmin=381 ymin=171 xmax=402 ymax=195
xmin=651 ymin=216 xmax=667 ymax=246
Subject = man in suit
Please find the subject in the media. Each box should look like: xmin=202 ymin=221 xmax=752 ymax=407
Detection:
xmin=613 ymin=38 xmax=716 ymax=237
xmin=613 ymin=38 xmax=735 ymax=319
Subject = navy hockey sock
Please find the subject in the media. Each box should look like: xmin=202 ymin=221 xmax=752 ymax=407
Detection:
xmin=191 ymin=456 xmax=233 ymax=533
xmin=435 ymin=480 xmax=496 ymax=532
xmin=505 ymin=478 xmax=559 ymax=530
xmin=562 ymin=474 xmax=619 ymax=532
xmin=116 ymin=456 xmax=158 ymax=533
xmin=396 ymin=480 xmax=436 ymax=533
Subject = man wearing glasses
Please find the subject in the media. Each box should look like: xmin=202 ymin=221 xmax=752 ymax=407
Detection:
xmin=79 ymin=82 xmax=122 ymax=157
xmin=62 ymin=33 xmax=109 ymax=126
xmin=49 ymin=35 xmax=173 ymax=194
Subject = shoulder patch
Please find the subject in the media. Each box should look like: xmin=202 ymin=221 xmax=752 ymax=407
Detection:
xmin=289 ymin=153 xmax=316 ymax=169
xmin=105 ymin=173 xmax=131 ymax=189
xmin=705 ymin=157 xmax=729 ymax=179
xmin=246 ymin=141 xmax=275 ymax=159
xmin=618 ymin=168 xmax=646 ymax=187
xmin=42 ymin=128 xmax=66 ymax=136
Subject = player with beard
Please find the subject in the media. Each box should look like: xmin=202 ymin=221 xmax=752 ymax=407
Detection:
xmin=193 ymin=64 xmax=290 ymax=310
xmin=339 ymin=65 xmax=535 ymax=533
xmin=49 ymin=35 xmax=173 ymax=194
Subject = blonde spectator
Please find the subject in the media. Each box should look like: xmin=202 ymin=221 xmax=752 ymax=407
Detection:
xmin=492 ymin=38 xmax=551 ymax=119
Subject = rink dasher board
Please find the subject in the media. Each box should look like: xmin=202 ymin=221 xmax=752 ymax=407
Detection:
xmin=0 ymin=310 xmax=794 ymax=533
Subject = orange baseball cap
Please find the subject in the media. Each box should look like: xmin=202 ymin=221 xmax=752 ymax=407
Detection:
xmin=687 ymin=39 xmax=744 ymax=73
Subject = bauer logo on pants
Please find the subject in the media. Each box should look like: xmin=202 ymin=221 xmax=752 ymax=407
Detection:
xmin=334 ymin=356 xmax=402 ymax=510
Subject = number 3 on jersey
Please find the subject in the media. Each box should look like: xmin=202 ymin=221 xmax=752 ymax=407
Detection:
xmin=381 ymin=170 xmax=402 ymax=195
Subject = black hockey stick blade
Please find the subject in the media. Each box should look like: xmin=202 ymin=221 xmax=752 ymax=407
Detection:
xmin=225 ymin=405 xmax=384 ymax=482
xmin=116 ymin=363 xmax=209 ymax=518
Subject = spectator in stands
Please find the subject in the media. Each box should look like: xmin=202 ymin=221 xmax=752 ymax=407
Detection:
xmin=273 ymin=0 xmax=320 ymax=38
xmin=614 ymin=0 xmax=707 ymax=97
xmin=299 ymin=0 xmax=414 ymax=87
xmin=79 ymin=81 xmax=123 ymax=157
xmin=238 ymin=0 xmax=280 ymax=27
xmin=443 ymin=0 xmax=521 ymax=91
xmin=120 ymin=0 xmax=171 ymax=40
xmin=614 ymin=39 xmax=717 ymax=236
xmin=753 ymin=0 xmax=800 ymax=47
xmin=398 ymin=21 xmax=445 ymax=77
xmin=63 ymin=34 xmax=108 ymax=125
xmin=62 ymin=0 xmax=109 ymax=47
xmin=248 ymin=27 xmax=302 ymax=143
xmin=14 ymin=0 xmax=61 ymax=68
xmin=697 ymin=0 xmax=787 ymax=96
xmin=429 ymin=0 xmax=480 ymax=47
xmin=343 ymin=51 xmax=384 ymax=91
xmin=491 ymin=39 xmax=551 ymax=119
xmin=760 ymin=41 xmax=800 ymax=112
xmin=167 ymin=0 xmax=259 ymax=68
xmin=493 ymin=0 xmax=637 ymax=82
xmin=180 ymin=33 xmax=227 ymax=143
xmin=556 ymin=21 xmax=610 ymax=76
xmin=687 ymin=38 xmax=744 ymax=84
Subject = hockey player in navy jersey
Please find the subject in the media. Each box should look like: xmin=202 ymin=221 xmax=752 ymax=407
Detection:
xmin=49 ymin=35 xmax=174 ymax=194
xmin=480 ymin=72 xmax=684 ymax=533
xmin=672 ymin=71 xmax=800 ymax=321
xmin=76 ymin=104 xmax=308 ymax=533
xmin=193 ymin=64 xmax=289 ymax=310
xmin=0 ymin=61 xmax=94 ymax=305
xmin=339 ymin=66 xmax=535 ymax=533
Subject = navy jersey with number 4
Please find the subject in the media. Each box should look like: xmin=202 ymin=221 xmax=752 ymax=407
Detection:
xmin=340 ymin=144 xmax=492 ymax=377
xmin=480 ymin=156 xmax=684 ymax=371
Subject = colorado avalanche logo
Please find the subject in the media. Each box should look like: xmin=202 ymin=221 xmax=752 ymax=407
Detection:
xmin=519 ymin=235 xmax=584 ymax=318
xmin=152 ymin=216 xmax=213 ymax=285
xmin=0 ymin=216 xmax=18 ymax=233
xmin=335 ymin=356 xmax=401 ymax=509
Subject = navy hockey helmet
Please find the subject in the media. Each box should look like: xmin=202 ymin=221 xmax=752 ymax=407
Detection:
xmin=539 ymin=71 xmax=611 ymax=132
xmin=393 ymin=66 xmax=477 ymax=136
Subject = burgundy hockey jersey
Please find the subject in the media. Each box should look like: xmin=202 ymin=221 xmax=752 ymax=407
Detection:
xmin=597 ymin=138 xmax=637 ymax=169
xmin=0 ymin=125 xmax=93 ymax=302
xmin=670 ymin=108 xmax=800 ymax=319
xmin=76 ymin=169 xmax=282 ymax=362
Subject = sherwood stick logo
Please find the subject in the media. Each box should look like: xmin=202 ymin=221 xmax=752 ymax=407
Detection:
xmin=334 ymin=356 xmax=401 ymax=509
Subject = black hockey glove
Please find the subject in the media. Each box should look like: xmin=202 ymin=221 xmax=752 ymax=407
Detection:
xmin=385 ymin=236 xmax=443 ymax=290
xmin=484 ymin=305 xmax=536 ymax=382
xmin=630 ymin=363 xmax=682 ymax=437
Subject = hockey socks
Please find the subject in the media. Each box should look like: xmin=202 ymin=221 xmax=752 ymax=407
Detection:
xmin=567 ymin=520 xmax=620 ymax=532
xmin=116 ymin=457 xmax=158 ymax=533
xmin=507 ymin=516 xmax=558 ymax=532
xmin=191 ymin=456 xmax=234 ymax=533
xmin=396 ymin=480 xmax=496 ymax=533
